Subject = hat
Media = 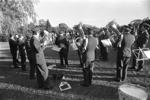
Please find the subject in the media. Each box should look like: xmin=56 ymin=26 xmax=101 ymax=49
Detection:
xmin=143 ymin=23 xmax=150 ymax=29
xmin=123 ymin=25 xmax=131 ymax=32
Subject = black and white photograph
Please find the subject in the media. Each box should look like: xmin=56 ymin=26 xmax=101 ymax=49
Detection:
xmin=0 ymin=0 xmax=150 ymax=100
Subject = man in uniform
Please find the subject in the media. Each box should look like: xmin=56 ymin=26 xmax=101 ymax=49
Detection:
xmin=9 ymin=34 xmax=19 ymax=68
xmin=116 ymin=25 xmax=135 ymax=82
xmin=76 ymin=35 xmax=88 ymax=68
xmin=18 ymin=34 xmax=26 ymax=71
xmin=131 ymin=23 xmax=149 ymax=71
xmin=55 ymin=31 xmax=69 ymax=67
xmin=99 ymin=28 xmax=109 ymax=61
xmin=25 ymin=30 xmax=36 ymax=79
xmin=81 ymin=29 xmax=98 ymax=87
xmin=33 ymin=29 xmax=52 ymax=89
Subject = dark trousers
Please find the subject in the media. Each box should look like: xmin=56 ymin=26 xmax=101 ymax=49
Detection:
xmin=11 ymin=50 xmax=19 ymax=68
xmin=19 ymin=46 xmax=26 ymax=70
xmin=78 ymin=50 xmax=86 ymax=67
xmin=116 ymin=53 xmax=130 ymax=81
xmin=59 ymin=49 xmax=69 ymax=66
xmin=100 ymin=42 xmax=108 ymax=60
xmin=36 ymin=64 xmax=49 ymax=88
xmin=132 ymin=44 xmax=146 ymax=70
xmin=9 ymin=40 xmax=19 ymax=68
xmin=83 ymin=61 xmax=94 ymax=85
xmin=28 ymin=55 xmax=36 ymax=78
xmin=132 ymin=52 xmax=144 ymax=70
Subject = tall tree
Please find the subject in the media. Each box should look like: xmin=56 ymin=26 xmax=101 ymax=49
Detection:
xmin=0 ymin=0 xmax=38 ymax=35
xmin=45 ymin=19 xmax=51 ymax=32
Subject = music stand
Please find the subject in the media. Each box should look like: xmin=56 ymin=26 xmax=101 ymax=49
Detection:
xmin=132 ymin=48 xmax=150 ymax=61
xmin=132 ymin=48 xmax=150 ymax=90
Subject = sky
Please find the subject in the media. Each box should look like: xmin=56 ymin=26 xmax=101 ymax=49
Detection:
xmin=34 ymin=0 xmax=150 ymax=27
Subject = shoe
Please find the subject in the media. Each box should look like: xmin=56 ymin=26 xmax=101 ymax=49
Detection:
xmin=13 ymin=66 xmax=20 ymax=69
xmin=30 ymin=76 xmax=36 ymax=80
xmin=65 ymin=65 xmax=68 ymax=68
xmin=136 ymin=68 xmax=144 ymax=71
xmin=121 ymin=77 xmax=126 ymax=82
xmin=115 ymin=78 xmax=121 ymax=82
xmin=80 ymin=83 xmax=90 ymax=87
xmin=128 ymin=67 xmax=136 ymax=70
xmin=38 ymin=85 xmax=44 ymax=89
xmin=22 ymin=68 xmax=26 ymax=71
xmin=43 ymin=86 xmax=53 ymax=90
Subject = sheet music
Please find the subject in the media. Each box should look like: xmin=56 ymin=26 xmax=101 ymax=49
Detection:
xmin=143 ymin=51 xmax=150 ymax=59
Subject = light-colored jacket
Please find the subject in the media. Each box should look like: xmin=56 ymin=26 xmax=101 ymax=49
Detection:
xmin=86 ymin=35 xmax=98 ymax=63
xmin=34 ymin=36 xmax=48 ymax=80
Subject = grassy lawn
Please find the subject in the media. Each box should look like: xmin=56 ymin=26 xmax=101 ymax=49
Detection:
xmin=0 ymin=42 xmax=150 ymax=100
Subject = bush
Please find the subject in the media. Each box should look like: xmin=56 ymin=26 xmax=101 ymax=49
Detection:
xmin=0 ymin=34 xmax=8 ymax=42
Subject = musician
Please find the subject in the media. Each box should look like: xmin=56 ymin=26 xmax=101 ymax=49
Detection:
xmin=116 ymin=25 xmax=135 ymax=82
xmin=131 ymin=23 xmax=149 ymax=71
xmin=18 ymin=34 xmax=26 ymax=71
xmin=33 ymin=30 xmax=52 ymax=89
xmin=81 ymin=29 xmax=98 ymax=87
xmin=55 ymin=31 xmax=69 ymax=67
xmin=9 ymin=34 xmax=20 ymax=68
xmin=99 ymin=28 xmax=109 ymax=61
xmin=25 ymin=30 xmax=36 ymax=79
xmin=76 ymin=35 xmax=88 ymax=68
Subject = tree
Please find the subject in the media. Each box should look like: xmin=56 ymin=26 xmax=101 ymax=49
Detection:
xmin=0 ymin=0 xmax=38 ymax=36
xmin=59 ymin=23 xmax=68 ymax=32
xmin=45 ymin=19 xmax=51 ymax=32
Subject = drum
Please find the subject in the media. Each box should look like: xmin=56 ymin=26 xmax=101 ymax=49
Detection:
xmin=101 ymin=39 xmax=112 ymax=47
xmin=70 ymin=39 xmax=78 ymax=50
xmin=51 ymin=45 xmax=61 ymax=52
xmin=118 ymin=84 xmax=148 ymax=100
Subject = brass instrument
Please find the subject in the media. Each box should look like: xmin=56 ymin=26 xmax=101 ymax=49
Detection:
xmin=106 ymin=20 xmax=121 ymax=36
xmin=103 ymin=20 xmax=122 ymax=47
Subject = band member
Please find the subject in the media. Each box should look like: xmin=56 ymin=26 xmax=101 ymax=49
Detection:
xmin=76 ymin=35 xmax=88 ymax=68
xmin=18 ymin=34 xmax=26 ymax=71
xmin=25 ymin=30 xmax=36 ymax=79
xmin=75 ymin=22 xmax=88 ymax=68
xmin=131 ymin=23 xmax=149 ymax=71
xmin=116 ymin=25 xmax=135 ymax=82
xmin=81 ymin=29 xmax=98 ymax=87
xmin=99 ymin=28 xmax=109 ymax=61
xmin=33 ymin=30 xmax=51 ymax=89
xmin=9 ymin=34 xmax=19 ymax=68
xmin=55 ymin=31 xmax=69 ymax=67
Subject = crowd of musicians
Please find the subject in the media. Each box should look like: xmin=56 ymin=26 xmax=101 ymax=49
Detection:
xmin=8 ymin=19 xmax=150 ymax=89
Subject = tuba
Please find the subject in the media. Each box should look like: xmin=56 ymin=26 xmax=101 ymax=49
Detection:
xmin=105 ymin=20 xmax=122 ymax=47
xmin=106 ymin=20 xmax=121 ymax=36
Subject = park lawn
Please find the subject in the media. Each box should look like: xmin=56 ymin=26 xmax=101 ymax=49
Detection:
xmin=0 ymin=42 xmax=150 ymax=100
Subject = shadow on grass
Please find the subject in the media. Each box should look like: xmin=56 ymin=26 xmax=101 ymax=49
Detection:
xmin=0 ymin=64 xmax=118 ymax=100
xmin=0 ymin=89 xmax=65 ymax=100
xmin=64 ymin=81 xmax=118 ymax=100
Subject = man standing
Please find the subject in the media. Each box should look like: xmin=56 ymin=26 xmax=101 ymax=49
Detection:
xmin=131 ymin=24 xmax=149 ymax=71
xmin=81 ymin=29 xmax=98 ymax=87
xmin=25 ymin=30 xmax=36 ymax=79
xmin=9 ymin=34 xmax=20 ymax=68
xmin=33 ymin=30 xmax=51 ymax=89
xmin=116 ymin=25 xmax=135 ymax=82
xmin=18 ymin=34 xmax=26 ymax=71
xmin=99 ymin=28 xmax=109 ymax=61
xmin=76 ymin=35 xmax=88 ymax=68
xmin=55 ymin=31 xmax=69 ymax=67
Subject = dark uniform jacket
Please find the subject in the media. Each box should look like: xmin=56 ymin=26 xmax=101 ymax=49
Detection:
xmin=136 ymin=30 xmax=149 ymax=48
xmin=55 ymin=36 xmax=69 ymax=53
